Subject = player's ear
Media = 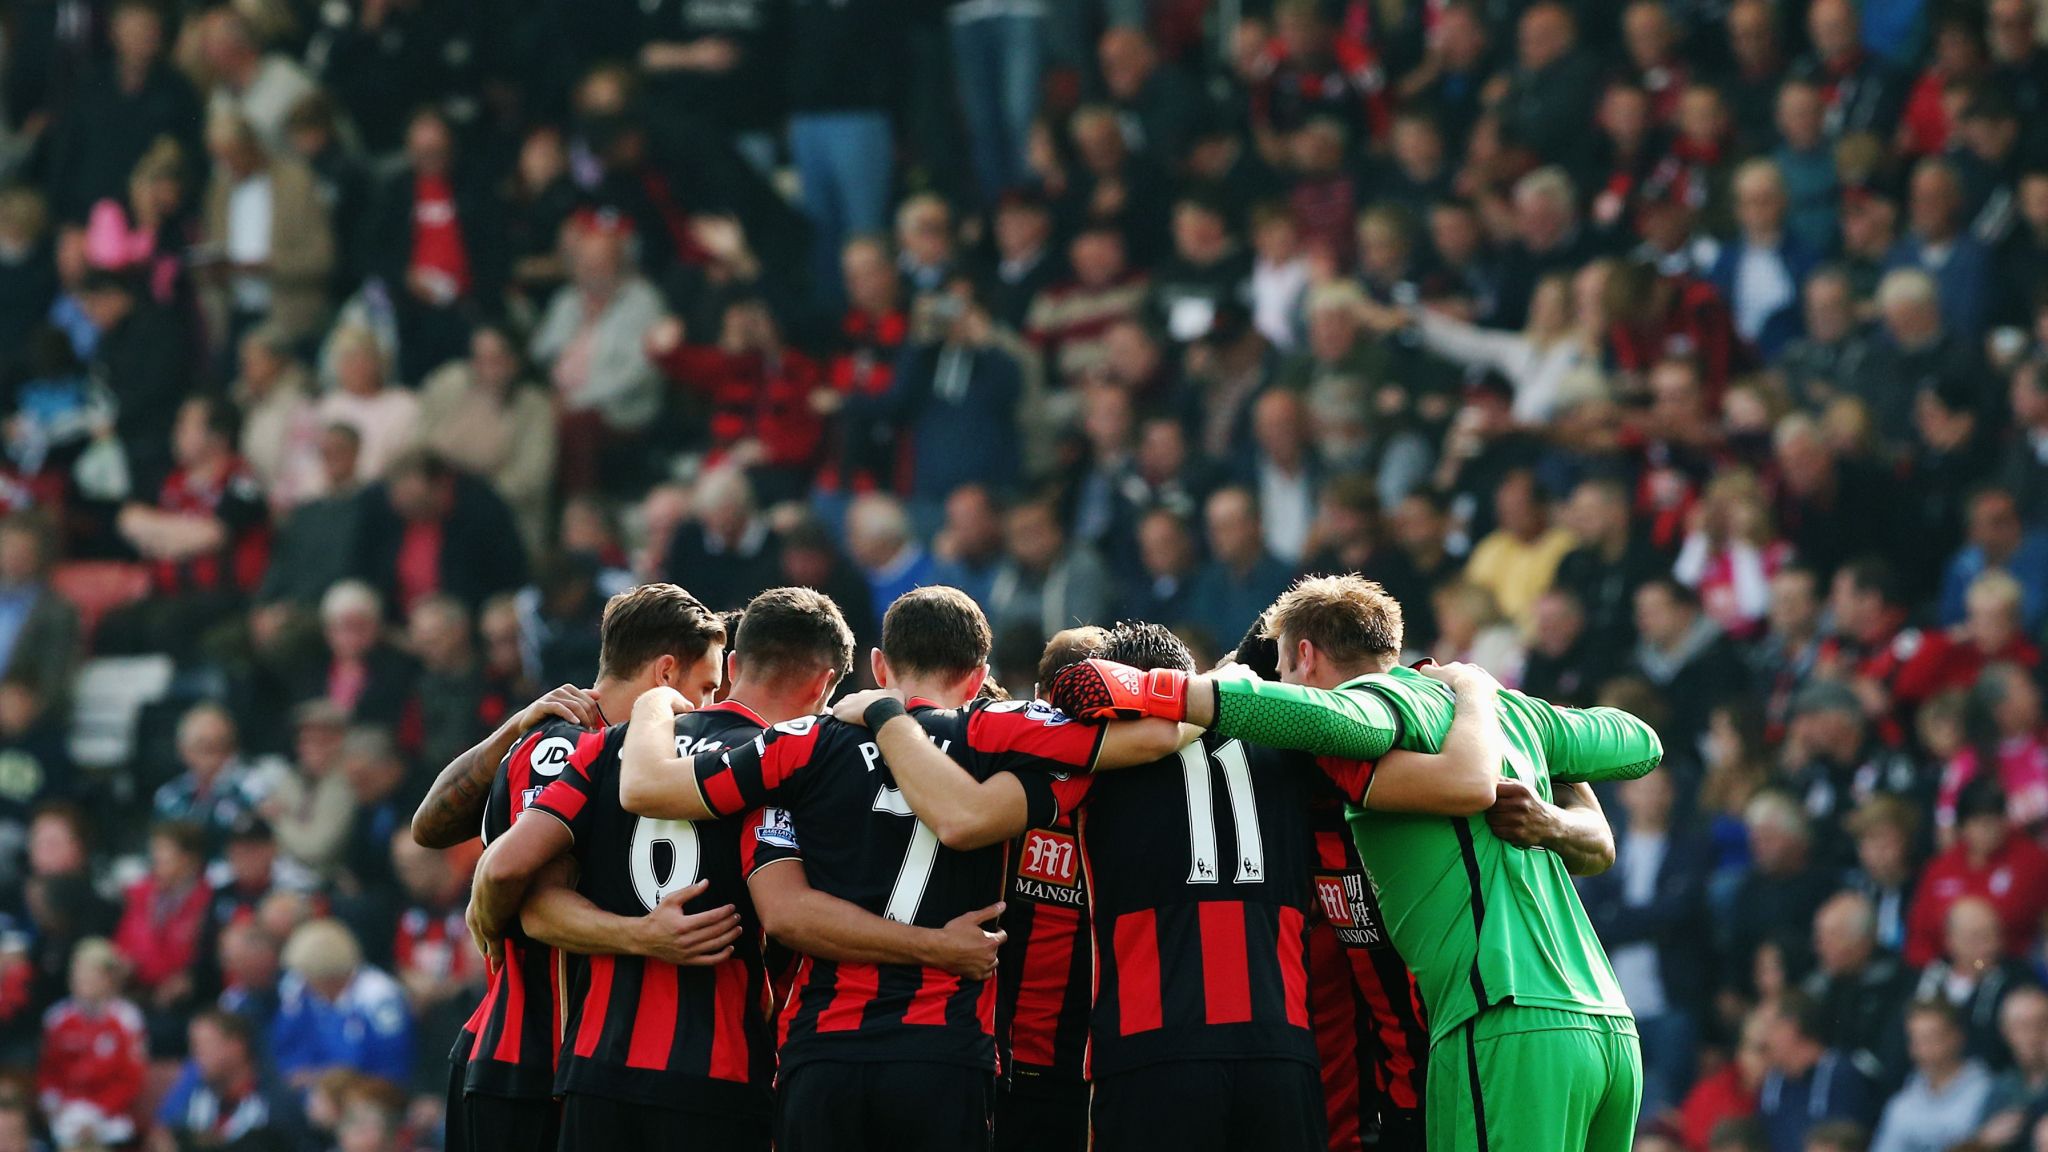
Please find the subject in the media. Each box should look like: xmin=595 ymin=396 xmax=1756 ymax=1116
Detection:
xmin=962 ymin=663 xmax=990 ymax=700
xmin=869 ymin=647 xmax=889 ymax=688
xmin=1295 ymin=638 xmax=1316 ymax=679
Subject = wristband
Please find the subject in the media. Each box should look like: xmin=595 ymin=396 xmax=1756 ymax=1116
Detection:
xmin=864 ymin=696 xmax=909 ymax=731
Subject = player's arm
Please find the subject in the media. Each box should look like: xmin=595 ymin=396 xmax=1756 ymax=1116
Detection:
xmin=518 ymin=856 xmax=743 ymax=967
xmin=1092 ymin=720 xmax=1200 ymax=769
xmin=748 ymin=859 xmax=1005 ymax=980
xmin=1528 ymin=700 xmax=1664 ymax=784
xmin=1484 ymin=780 xmax=1615 ymax=875
xmin=413 ymin=685 xmax=601 ymax=847
xmin=1353 ymin=664 xmax=1508 ymax=816
xmin=467 ymin=810 xmax=572 ymax=964
xmin=833 ymin=692 xmax=1044 ymax=850
xmin=1052 ymin=660 xmax=1402 ymax=761
xmin=618 ymin=686 xmax=716 ymax=820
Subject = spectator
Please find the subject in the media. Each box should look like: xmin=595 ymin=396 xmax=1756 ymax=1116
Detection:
xmin=1187 ymin=486 xmax=1294 ymax=650
xmin=351 ymin=452 xmax=529 ymax=615
xmin=844 ymin=492 xmax=936 ymax=630
xmin=1495 ymin=166 xmax=1600 ymax=327
xmin=1911 ymin=897 xmax=2032 ymax=1066
xmin=112 ymin=822 xmax=210 ymax=1037
xmin=1708 ymin=160 xmax=1820 ymax=362
xmin=1938 ymin=489 xmax=2048 ymax=631
xmin=1794 ymin=0 xmax=1905 ymax=139
xmin=1497 ymin=7 xmax=1602 ymax=177
xmin=1978 ymin=985 xmax=2048 ymax=1147
xmin=1844 ymin=796 xmax=1921 ymax=956
xmin=154 ymin=1009 xmax=302 ymax=1149
xmin=270 ymin=918 xmax=410 ymax=1088
xmin=388 ymin=833 xmax=476 ymax=1091
xmin=1148 ymin=195 xmax=1251 ymax=346
xmin=1634 ymin=578 xmax=1751 ymax=751
xmin=843 ymin=282 xmax=1024 ymax=511
xmin=295 ymin=583 xmax=414 ymax=732
xmin=1465 ymin=468 xmax=1575 ymax=630
xmin=929 ymin=484 xmax=1008 ymax=608
xmin=1553 ymin=478 xmax=1664 ymax=669
xmin=0 ymin=517 xmax=75 ymax=712
xmin=1520 ymin=589 xmax=1611 ymax=705
xmin=197 ymin=10 xmax=316 ymax=156
xmin=46 ymin=0 xmax=202 ymax=224
xmin=258 ymin=701 xmax=355 ymax=882
xmin=1678 ymin=1011 xmax=1770 ymax=1152
xmin=1884 ymin=161 xmax=1991 ymax=339
xmin=988 ymin=498 xmax=1110 ymax=648
xmin=360 ymin=109 xmax=501 ymax=383
xmin=1868 ymin=1000 xmax=1994 ymax=1152
xmin=1907 ymin=778 xmax=2048 ymax=968
xmin=152 ymin=705 xmax=262 ymax=848
xmin=417 ymin=325 xmax=556 ymax=555
xmin=659 ymin=467 xmax=780 ymax=615
xmin=532 ymin=211 xmax=665 ymax=495
xmin=36 ymin=938 xmax=144 ymax=1150
xmin=784 ymin=0 xmax=895 ymax=308
xmin=198 ymin=111 xmax=334 ymax=350
xmin=315 ymin=325 xmax=420 ymax=487
xmin=1758 ymin=990 xmax=1879 ymax=1152
xmin=216 ymin=919 xmax=282 ymax=1036
xmin=404 ymin=596 xmax=486 ymax=780
xmin=648 ymin=296 xmax=824 ymax=504
xmin=1241 ymin=389 xmax=1320 ymax=566
xmin=980 ymin=192 xmax=1060 ymax=331
xmin=1583 ymin=768 xmax=1710 ymax=1118
xmin=1801 ymin=893 xmax=1913 ymax=1088
xmin=1026 ymin=224 xmax=1149 ymax=391
xmin=78 ymin=266 xmax=191 ymax=497
xmin=255 ymin=423 xmax=363 ymax=611
xmin=1936 ymin=659 xmax=2048 ymax=835
xmin=1725 ymin=793 xmax=1838 ymax=986
xmin=1772 ymin=416 xmax=1898 ymax=581
xmin=110 ymin=395 xmax=270 ymax=654
xmin=230 ymin=327 xmax=319 ymax=511
xmin=1430 ymin=581 xmax=1527 ymax=684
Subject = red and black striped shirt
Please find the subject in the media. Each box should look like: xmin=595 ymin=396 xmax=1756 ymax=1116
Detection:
xmin=455 ymin=729 xmax=563 ymax=1099
xmin=1061 ymin=734 xmax=1320 ymax=1077
xmin=995 ymin=808 xmax=1091 ymax=1090
xmin=528 ymin=704 xmax=776 ymax=1118
xmin=699 ymin=697 xmax=1101 ymax=1073
xmin=1308 ymin=803 xmax=1430 ymax=1150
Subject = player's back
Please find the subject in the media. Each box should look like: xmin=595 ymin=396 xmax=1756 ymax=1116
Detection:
xmin=1078 ymin=730 xmax=1320 ymax=1076
xmin=526 ymin=704 xmax=775 ymax=1119
xmin=459 ymin=728 xmax=567 ymax=1098
xmin=996 ymin=804 xmax=1091 ymax=1087
xmin=1336 ymin=666 xmax=1638 ymax=1043
xmin=709 ymin=696 xmax=1099 ymax=1073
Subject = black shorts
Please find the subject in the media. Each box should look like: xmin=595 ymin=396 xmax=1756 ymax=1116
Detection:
xmin=1376 ymin=1106 xmax=1425 ymax=1152
xmin=1091 ymin=1060 xmax=1326 ymax=1152
xmin=557 ymin=1092 xmax=769 ymax=1151
xmin=994 ymin=1074 xmax=1087 ymax=1152
xmin=459 ymin=1089 xmax=558 ymax=1152
xmin=775 ymin=1060 xmax=993 ymax=1152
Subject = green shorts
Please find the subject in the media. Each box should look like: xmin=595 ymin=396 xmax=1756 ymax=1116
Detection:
xmin=1425 ymin=1004 xmax=1642 ymax=1152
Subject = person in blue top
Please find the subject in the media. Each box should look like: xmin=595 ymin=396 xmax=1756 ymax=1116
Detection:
xmin=267 ymin=918 xmax=413 ymax=1089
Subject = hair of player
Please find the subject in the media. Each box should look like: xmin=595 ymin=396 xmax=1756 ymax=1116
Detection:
xmin=734 ymin=586 xmax=855 ymax=681
xmin=1232 ymin=613 xmax=1282 ymax=680
xmin=1036 ymin=626 xmax=1109 ymax=698
xmin=1262 ymin=574 xmax=1404 ymax=669
xmin=880 ymin=586 xmax=992 ymax=677
xmin=597 ymin=583 xmax=726 ymax=682
xmin=1098 ymin=621 xmax=1196 ymax=674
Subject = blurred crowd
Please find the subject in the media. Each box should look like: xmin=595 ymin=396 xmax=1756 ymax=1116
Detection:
xmin=0 ymin=0 xmax=2046 ymax=1149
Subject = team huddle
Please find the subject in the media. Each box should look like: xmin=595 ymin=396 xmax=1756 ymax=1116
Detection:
xmin=407 ymin=572 xmax=1664 ymax=1152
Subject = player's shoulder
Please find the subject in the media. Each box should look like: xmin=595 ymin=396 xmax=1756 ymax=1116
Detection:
xmin=522 ymin=721 xmax=609 ymax=785
xmin=961 ymin=695 xmax=1081 ymax=737
xmin=674 ymin=700 xmax=771 ymax=750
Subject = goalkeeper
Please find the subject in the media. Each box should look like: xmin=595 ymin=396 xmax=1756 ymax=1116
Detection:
xmin=1052 ymin=575 xmax=1662 ymax=1152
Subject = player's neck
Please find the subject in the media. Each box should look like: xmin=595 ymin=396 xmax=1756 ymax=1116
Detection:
xmin=891 ymin=675 xmax=969 ymax=708
xmin=722 ymin=681 xmax=813 ymax=726
xmin=587 ymin=676 xmax=641 ymax=724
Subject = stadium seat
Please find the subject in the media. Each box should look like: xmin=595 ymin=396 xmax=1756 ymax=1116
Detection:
xmin=68 ymin=655 xmax=175 ymax=770
xmin=49 ymin=561 xmax=153 ymax=644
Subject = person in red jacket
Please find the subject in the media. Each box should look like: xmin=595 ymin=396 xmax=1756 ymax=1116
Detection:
xmin=37 ymin=937 xmax=146 ymax=1148
xmin=1894 ymin=570 xmax=2042 ymax=709
xmin=112 ymin=821 xmax=213 ymax=1020
xmin=646 ymin=295 xmax=825 ymax=505
xmin=1906 ymin=777 xmax=2048 ymax=968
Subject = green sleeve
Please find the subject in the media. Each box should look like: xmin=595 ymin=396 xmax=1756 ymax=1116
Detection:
xmin=1527 ymin=702 xmax=1664 ymax=783
xmin=1210 ymin=678 xmax=1404 ymax=761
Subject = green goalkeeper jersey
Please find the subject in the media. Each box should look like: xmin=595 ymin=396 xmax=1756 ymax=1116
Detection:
xmin=1207 ymin=665 xmax=1662 ymax=1045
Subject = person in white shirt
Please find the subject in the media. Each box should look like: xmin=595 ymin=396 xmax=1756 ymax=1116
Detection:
xmin=1870 ymin=1000 xmax=1996 ymax=1152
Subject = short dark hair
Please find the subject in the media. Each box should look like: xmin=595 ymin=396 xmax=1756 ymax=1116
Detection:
xmin=190 ymin=1008 xmax=255 ymax=1051
xmin=1098 ymin=621 xmax=1196 ymax=674
xmin=1905 ymin=997 xmax=1963 ymax=1032
xmin=597 ymin=583 xmax=726 ymax=681
xmin=1264 ymin=575 xmax=1404 ymax=667
xmin=734 ymin=587 xmax=855 ymax=681
xmin=1774 ymin=989 xmax=1831 ymax=1044
xmin=1839 ymin=556 xmax=1902 ymax=606
xmin=1036 ymin=626 xmax=1109 ymax=697
xmin=150 ymin=820 xmax=207 ymax=859
xmin=1232 ymin=613 xmax=1282 ymax=680
xmin=880 ymin=586 xmax=992 ymax=677
xmin=185 ymin=394 xmax=239 ymax=445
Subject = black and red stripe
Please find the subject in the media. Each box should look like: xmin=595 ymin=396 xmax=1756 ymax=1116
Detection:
xmin=457 ymin=730 xmax=562 ymax=1099
xmin=994 ymin=814 xmax=1092 ymax=1083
